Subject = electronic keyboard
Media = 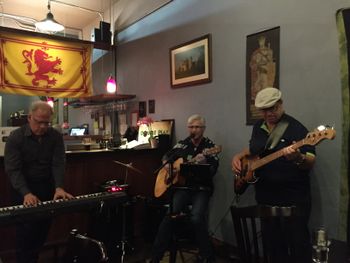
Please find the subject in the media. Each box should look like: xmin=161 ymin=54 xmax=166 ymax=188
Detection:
xmin=0 ymin=191 xmax=127 ymax=225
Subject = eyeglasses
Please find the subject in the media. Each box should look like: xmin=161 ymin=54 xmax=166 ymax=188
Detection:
xmin=260 ymin=103 xmax=280 ymax=113
xmin=31 ymin=117 xmax=51 ymax=127
xmin=187 ymin=125 xmax=205 ymax=129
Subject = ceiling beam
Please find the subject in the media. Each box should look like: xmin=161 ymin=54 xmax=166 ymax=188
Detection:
xmin=0 ymin=26 xmax=112 ymax=50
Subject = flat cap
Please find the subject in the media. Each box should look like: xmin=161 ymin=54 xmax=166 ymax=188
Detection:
xmin=255 ymin=87 xmax=282 ymax=109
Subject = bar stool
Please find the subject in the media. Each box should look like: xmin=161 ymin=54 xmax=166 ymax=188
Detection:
xmin=168 ymin=207 xmax=199 ymax=263
xmin=167 ymin=185 xmax=212 ymax=263
xmin=64 ymin=229 xmax=108 ymax=263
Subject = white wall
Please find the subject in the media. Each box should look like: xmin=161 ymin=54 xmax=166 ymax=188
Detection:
xmin=115 ymin=0 xmax=347 ymax=244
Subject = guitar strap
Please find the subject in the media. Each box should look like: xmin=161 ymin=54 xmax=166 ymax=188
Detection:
xmin=265 ymin=116 xmax=289 ymax=150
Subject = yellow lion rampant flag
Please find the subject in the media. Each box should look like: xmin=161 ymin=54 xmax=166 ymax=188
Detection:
xmin=0 ymin=31 xmax=93 ymax=98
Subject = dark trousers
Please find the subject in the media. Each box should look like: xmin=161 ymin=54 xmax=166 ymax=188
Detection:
xmin=151 ymin=189 xmax=213 ymax=261
xmin=261 ymin=203 xmax=312 ymax=263
xmin=15 ymin=219 xmax=52 ymax=263
xmin=13 ymin=179 xmax=54 ymax=263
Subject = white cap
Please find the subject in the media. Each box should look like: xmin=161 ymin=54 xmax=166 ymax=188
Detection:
xmin=255 ymin=87 xmax=282 ymax=109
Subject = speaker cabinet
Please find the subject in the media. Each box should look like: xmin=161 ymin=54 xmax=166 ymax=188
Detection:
xmin=91 ymin=28 xmax=101 ymax=42
xmin=100 ymin=21 xmax=111 ymax=44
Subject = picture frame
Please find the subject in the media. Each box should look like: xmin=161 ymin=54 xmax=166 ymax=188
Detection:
xmin=148 ymin=99 xmax=155 ymax=114
xmin=170 ymin=34 xmax=212 ymax=88
xmin=246 ymin=26 xmax=280 ymax=125
xmin=139 ymin=101 xmax=146 ymax=118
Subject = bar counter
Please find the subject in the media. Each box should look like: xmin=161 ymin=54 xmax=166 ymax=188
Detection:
xmin=0 ymin=146 xmax=167 ymax=260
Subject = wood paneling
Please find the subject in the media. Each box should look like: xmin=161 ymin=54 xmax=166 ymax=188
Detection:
xmin=0 ymin=148 xmax=166 ymax=261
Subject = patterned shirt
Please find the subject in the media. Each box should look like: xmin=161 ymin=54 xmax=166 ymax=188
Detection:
xmin=162 ymin=136 xmax=219 ymax=191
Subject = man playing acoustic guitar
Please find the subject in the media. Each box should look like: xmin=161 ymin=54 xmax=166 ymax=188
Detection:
xmin=232 ymin=87 xmax=316 ymax=263
xmin=151 ymin=114 xmax=219 ymax=263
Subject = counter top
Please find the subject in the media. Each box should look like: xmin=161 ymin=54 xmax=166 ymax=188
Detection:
xmin=65 ymin=146 xmax=156 ymax=154
xmin=65 ymin=148 xmax=113 ymax=154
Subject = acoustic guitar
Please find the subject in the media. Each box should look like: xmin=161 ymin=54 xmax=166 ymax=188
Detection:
xmin=154 ymin=145 xmax=222 ymax=198
xmin=234 ymin=126 xmax=336 ymax=195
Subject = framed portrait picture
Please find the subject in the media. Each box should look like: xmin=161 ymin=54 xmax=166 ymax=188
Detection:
xmin=170 ymin=34 xmax=212 ymax=88
xmin=246 ymin=26 xmax=280 ymax=125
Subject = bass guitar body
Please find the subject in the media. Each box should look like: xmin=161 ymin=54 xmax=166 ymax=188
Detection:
xmin=233 ymin=125 xmax=336 ymax=195
xmin=234 ymin=156 xmax=259 ymax=195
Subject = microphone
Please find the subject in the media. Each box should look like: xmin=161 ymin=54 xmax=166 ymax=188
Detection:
xmin=312 ymin=228 xmax=330 ymax=262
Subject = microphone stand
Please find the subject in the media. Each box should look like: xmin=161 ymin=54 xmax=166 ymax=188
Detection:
xmin=153 ymin=146 xmax=185 ymax=175
xmin=154 ymin=148 xmax=184 ymax=215
xmin=116 ymin=163 xmax=134 ymax=263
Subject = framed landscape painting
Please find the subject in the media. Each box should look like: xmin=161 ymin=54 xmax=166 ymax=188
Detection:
xmin=170 ymin=34 xmax=212 ymax=88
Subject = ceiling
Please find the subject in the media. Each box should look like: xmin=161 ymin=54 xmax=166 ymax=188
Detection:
xmin=0 ymin=0 xmax=172 ymax=38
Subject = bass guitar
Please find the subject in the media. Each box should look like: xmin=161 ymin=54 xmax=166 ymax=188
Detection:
xmin=154 ymin=145 xmax=222 ymax=198
xmin=234 ymin=126 xmax=336 ymax=195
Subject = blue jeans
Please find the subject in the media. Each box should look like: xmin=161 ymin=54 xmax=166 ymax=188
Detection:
xmin=151 ymin=188 xmax=213 ymax=260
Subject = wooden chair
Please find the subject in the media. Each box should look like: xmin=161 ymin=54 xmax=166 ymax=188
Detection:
xmin=64 ymin=229 xmax=108 ymax=263
xmin=230 ymin=205 xmax=299 ymax=263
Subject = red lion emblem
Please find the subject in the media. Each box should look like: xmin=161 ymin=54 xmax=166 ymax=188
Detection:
xmin=22 ymin=49 xmax=63 ymax=86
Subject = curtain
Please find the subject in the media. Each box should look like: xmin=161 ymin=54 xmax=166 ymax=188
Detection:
xmin=336 ymin=8 xmax=350 ymax=241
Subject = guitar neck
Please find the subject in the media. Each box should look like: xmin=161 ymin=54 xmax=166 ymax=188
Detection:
xmin=188 ymin=146 xmax=221 ymax=163
xmin=251 ymin=140 xmax=304 ymax=170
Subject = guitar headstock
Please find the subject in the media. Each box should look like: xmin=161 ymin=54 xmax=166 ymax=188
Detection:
xmin=304 ymin=125 xmax=336 ymax=146
xmin=203 ymin=145 xmax=222 ymax=156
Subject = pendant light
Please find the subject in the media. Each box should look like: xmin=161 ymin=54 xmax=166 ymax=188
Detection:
xmin=35 ymin=0 xmax=65 ymax=33
xmin=106 ymin=75 xmax=117 ymax=94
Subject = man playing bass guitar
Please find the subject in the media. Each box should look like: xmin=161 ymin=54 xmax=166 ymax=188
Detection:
xmin=150 ymin=114 xmax=219 ymax=263
xmin=232 ymin=87 xmax=316 ymax=263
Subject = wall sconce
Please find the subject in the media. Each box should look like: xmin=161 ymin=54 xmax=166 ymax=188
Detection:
xmin=106 ymin=75 xmax=117 ymax=94
xmin=35 ymin=0 xmax=65 ymax=33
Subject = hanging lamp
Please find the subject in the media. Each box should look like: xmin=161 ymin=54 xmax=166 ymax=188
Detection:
xmin=35 ymin=0 xmax=65 ymax=33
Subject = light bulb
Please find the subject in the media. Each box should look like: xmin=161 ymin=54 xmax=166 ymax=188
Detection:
xmin=106 ymin=76 xmax=117 ymax=93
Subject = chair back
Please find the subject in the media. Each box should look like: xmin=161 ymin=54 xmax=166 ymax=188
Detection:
xmin=64 ymin=229 xmax=108 ymax=263
xmin=230 ymin=205 xmax=298 ymax=263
